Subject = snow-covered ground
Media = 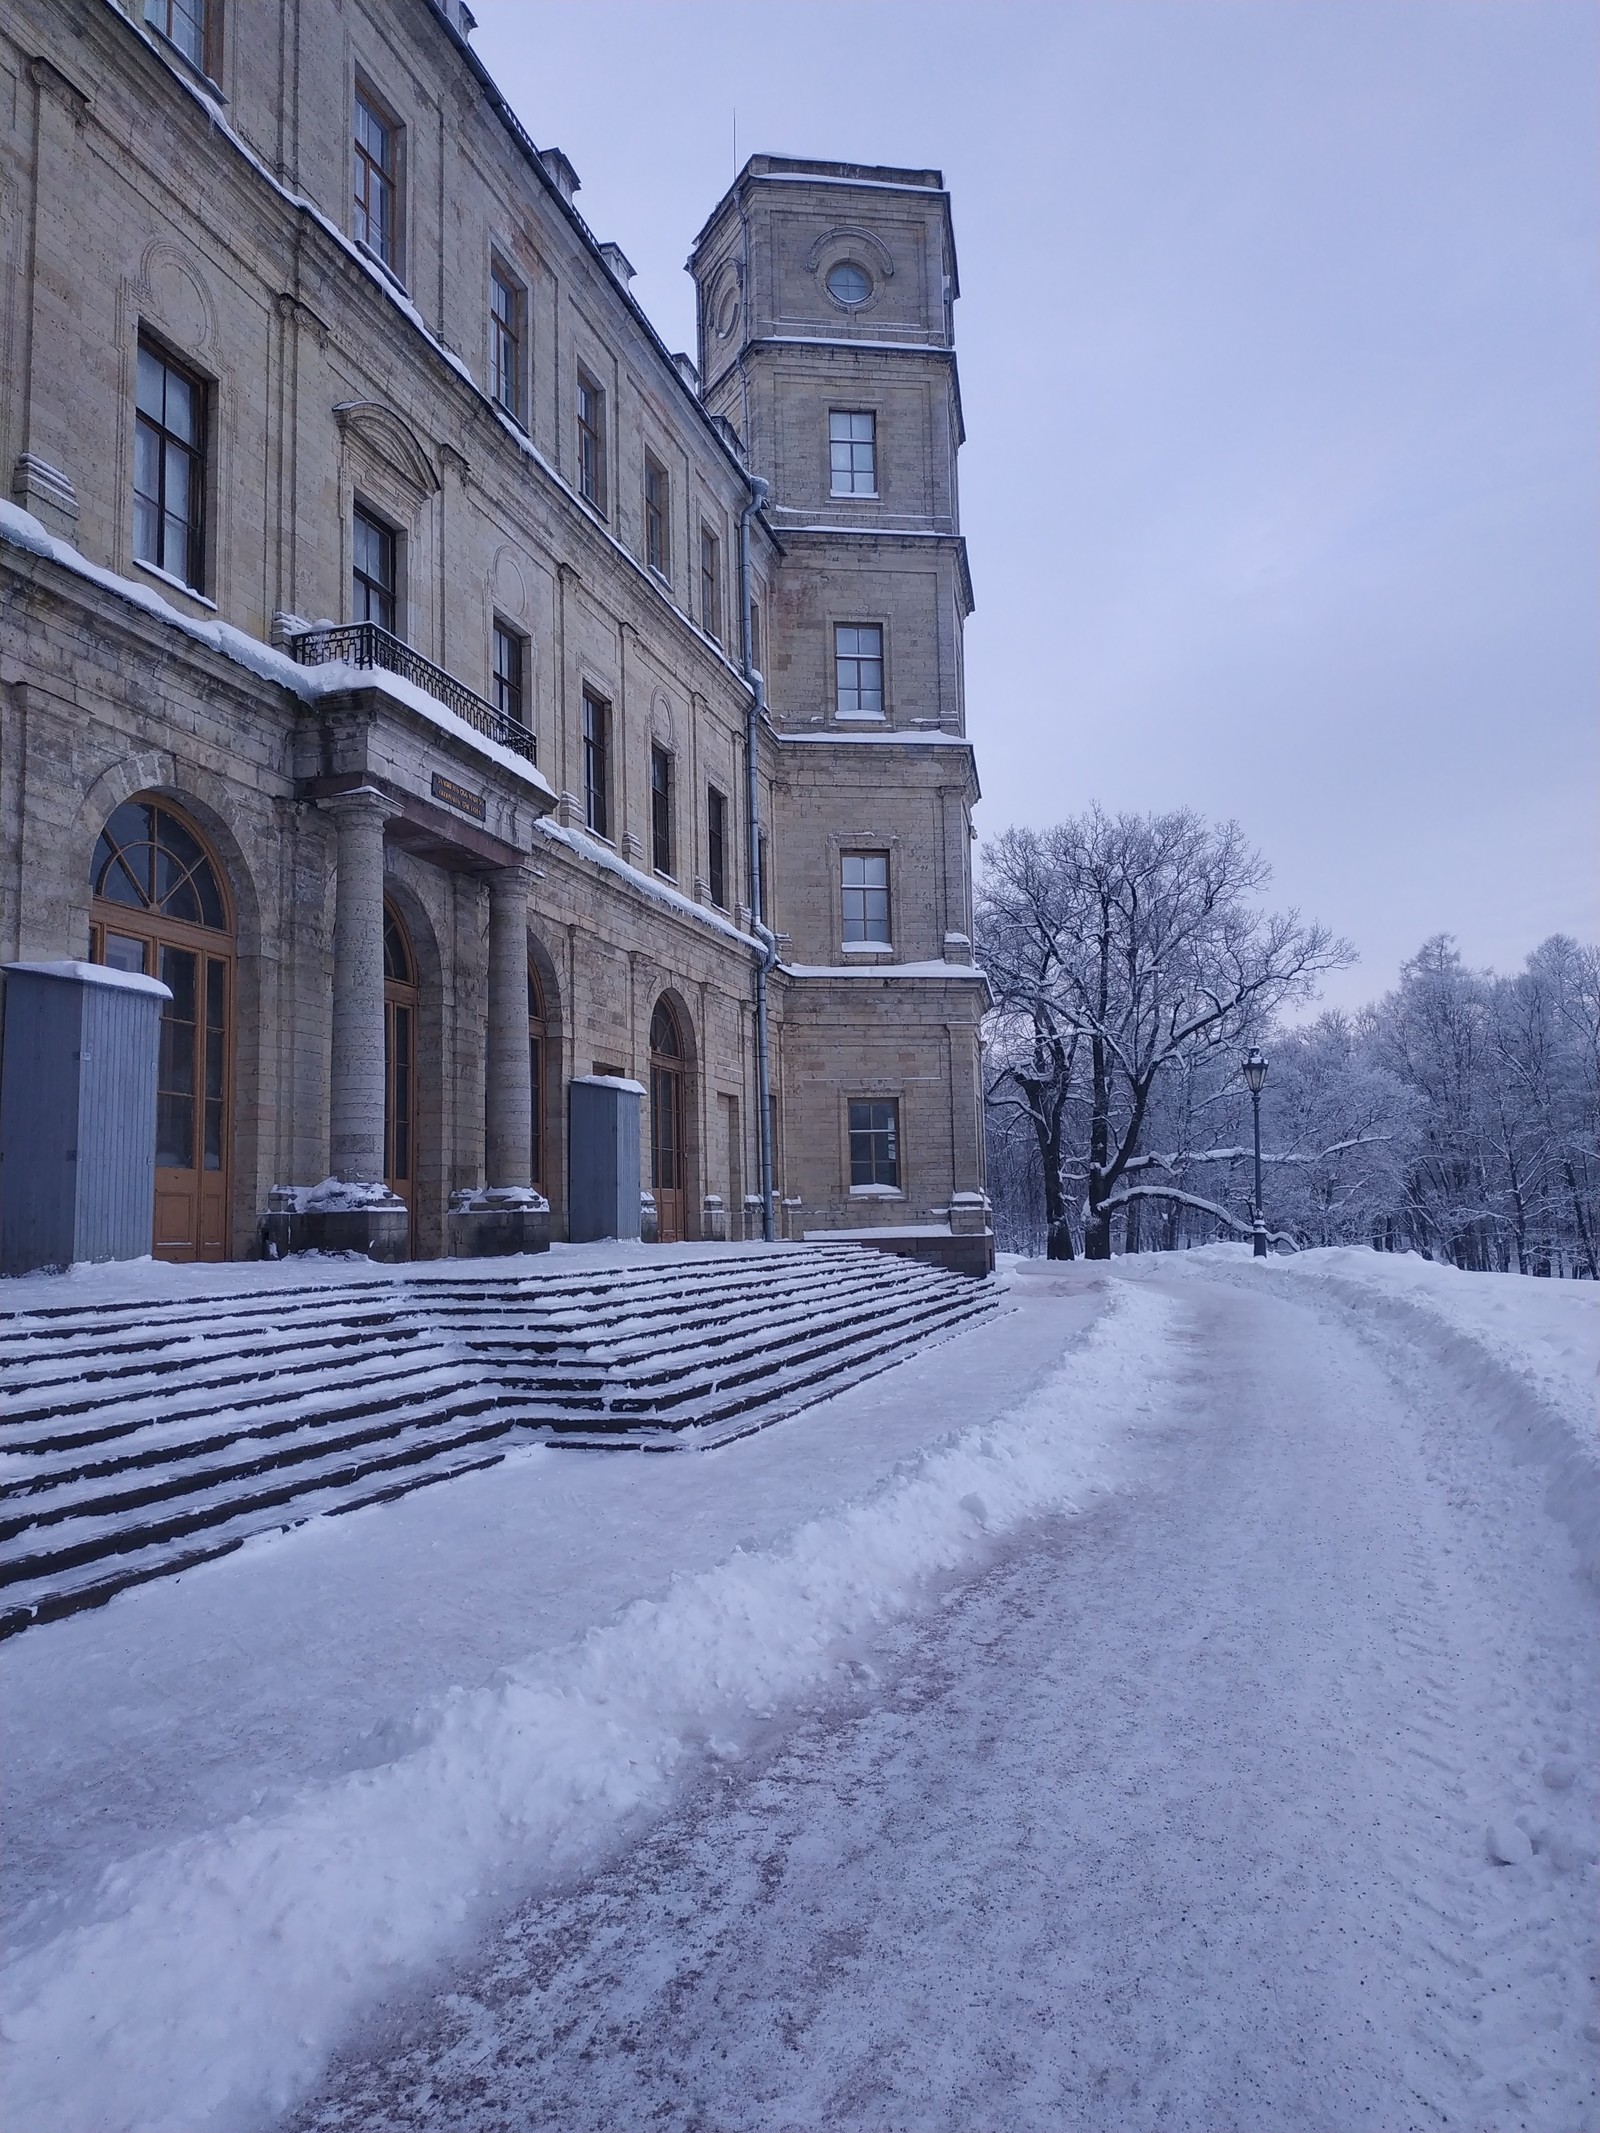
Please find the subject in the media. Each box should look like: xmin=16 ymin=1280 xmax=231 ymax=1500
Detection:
xmin=1 ymin=1248 xmax=1595 ymax=2132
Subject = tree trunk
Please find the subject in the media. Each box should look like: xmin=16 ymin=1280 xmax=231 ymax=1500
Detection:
xmin=1047 ymin=1216 xmax=1076 ymax=1261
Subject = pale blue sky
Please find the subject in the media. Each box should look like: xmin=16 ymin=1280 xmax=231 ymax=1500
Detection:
xmin=471 ymin=0 xmax=1598 ymax=1010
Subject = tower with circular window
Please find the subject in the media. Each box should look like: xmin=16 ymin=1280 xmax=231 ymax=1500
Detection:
xmin=825 ymin=260 xmax=873 ymax=309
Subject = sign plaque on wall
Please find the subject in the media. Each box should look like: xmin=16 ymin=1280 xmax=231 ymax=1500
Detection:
xmin=431 ymin=772 xmax=487 ymax=822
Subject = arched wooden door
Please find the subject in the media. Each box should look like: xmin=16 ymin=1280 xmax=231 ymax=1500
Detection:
xmin=89 ymin=796 xmax=234 ymax=1262
xmin=649 ymin=998 xmax=687 ymax=1243
xmin=383 ymin=903 xmax=418 ymax=1232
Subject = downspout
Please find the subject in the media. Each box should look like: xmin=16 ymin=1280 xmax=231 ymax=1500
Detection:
xmin=739 ymin=475 xmax=777 ymax=1243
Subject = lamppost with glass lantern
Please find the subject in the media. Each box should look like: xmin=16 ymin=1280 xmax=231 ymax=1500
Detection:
xmin=1242 ymin=1047 xmax=1269 ymax=1258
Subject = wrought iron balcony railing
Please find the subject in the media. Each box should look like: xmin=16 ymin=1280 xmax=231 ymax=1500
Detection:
xmin=289 ymin=621 xmax=536 ymax=764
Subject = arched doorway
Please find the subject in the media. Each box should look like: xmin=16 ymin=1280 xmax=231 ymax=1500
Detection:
xmin=649 ymin=997 xmax=687 ymax=1243
xmin=89 ymin=796 xmax=234 ymax=1261
xmin=528 ymin=960 xmax=546 ymax=1190
xmin=383 ymin=901 xmax=418 ymax=1229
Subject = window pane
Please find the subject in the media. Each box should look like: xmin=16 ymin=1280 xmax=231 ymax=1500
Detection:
xmin=156 ymin=946 xmax=197 ymax=1169
xmin=137 ymin=347 xmax=165 ymax=421
xmin=103 ymin=932 xmax=149 ymax=974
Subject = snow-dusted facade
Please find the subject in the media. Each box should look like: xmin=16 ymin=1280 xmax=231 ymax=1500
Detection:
xmin=0 ymin=0 xmax=989 ymax=1265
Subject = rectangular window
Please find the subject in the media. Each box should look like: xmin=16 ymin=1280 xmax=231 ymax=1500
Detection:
xmin=145 ymin=0 xmax=207 ymax=69
xmin=841 ymin=851 xmax=891 ymax=945
xmin=644 ymin=453 xmax=670 ymax=577
xmin=582 ymin=689 xmax=611 ymax=838
xmin=700 ymin=523 xmax=722 ymax=642
xmin=849 ymin=1099 xmax=900 ymax=1189
xmin=492 ymin=619 xmax=526 ymax=727
xmin=830 ymin=409 xmax=877 ymax=497
xmin=134 ymin=339 xmax=206 ymax=592
xmin=834 ymin=623 xmax=884 ymax=719
xmin=577 ymin=370 xmax=606 ymax=511
xmin=352 ymin=505 xmax=397 ymax=632
xmin=707 ymin=786 xmax=728 ymax=909
xmin=489 ymin=263 xmax=523 ymax=420
xmin=650 ymin=745 xmax=674 ymax=876
xmin=353 ymin=85 xmax=400 ymax=272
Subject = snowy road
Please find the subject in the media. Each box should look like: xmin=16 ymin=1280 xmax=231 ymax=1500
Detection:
xmin=290 ymin=1266 xmax=1599 ymax=2133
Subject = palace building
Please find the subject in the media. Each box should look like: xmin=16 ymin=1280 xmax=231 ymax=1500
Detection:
xmin=0 ymin=0 xmax=991 ymax=1269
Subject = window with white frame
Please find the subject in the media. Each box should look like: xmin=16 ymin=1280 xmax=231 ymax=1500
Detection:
xmin=352 ymin=504 xmax=397 ymax=632
xmin=700 ymin=523 xmax=722 ymax=642
xmin=644 ymin=453 xmax=670 ymax=577
xmin=834 ymin=623 xmax=883 ymax=719
xmin=134 ymin=339 xmax=207 ymax=592
xmin=582 ymin=690 xmax=611 ymax=837
xmin=489 ymin=262 xmax=523 ymax=421
xmin=841 ymin=852 xmax=890 ymax=945
xmin=352 ymin=84 xmax=401 ymax=273
xmin=577 ymin=371 xmax=606 ymax=511
xmin=145 ymin=0 xmax=208 ymax=69
xmin=492 ymin=619 xmax=528 ymax=732
xmin=849 ymin=1099 xmax=900 ymax=1189
xmin=650 ymin=745 xmax=674 ymax=877
xmin=830 ymin=410 xmax=877 ymax=496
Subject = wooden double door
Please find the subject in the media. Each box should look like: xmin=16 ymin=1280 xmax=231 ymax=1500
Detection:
xmin=90 ymin=798 xmax=233 ymax=1261
xmin=649 ymin=999 xmax=687 ymax=1243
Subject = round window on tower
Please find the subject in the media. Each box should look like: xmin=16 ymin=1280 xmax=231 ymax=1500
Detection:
xmin=825 ymin=260 xmax=872 ymax=308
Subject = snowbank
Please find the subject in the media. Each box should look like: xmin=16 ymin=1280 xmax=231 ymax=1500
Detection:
xmin=0 ymin=1283 xmax=1176 ymax=2133
xmin=1263 ymin=1247 xmax=1599 ymax=1579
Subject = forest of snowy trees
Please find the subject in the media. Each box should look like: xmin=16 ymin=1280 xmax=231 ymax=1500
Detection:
xmin=977 ymin=810 xmax=1598 ymax=1275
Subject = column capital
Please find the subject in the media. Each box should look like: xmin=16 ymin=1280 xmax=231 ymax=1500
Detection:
xmin=486 ymin=859 xmax=537 ymax=898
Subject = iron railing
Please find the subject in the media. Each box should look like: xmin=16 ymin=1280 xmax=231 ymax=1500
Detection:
xmin=289 ymin=621 xmax=536 ymax=764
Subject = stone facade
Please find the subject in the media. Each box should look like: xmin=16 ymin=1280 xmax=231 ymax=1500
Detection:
xmin=0 ymin=0 xmax=989 ymax=1262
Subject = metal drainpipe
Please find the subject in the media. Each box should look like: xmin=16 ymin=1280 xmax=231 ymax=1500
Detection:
xmin=739 ymin=475 xmax=778 ymax=1244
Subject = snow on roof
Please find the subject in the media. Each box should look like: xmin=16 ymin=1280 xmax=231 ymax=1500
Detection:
xmin=3 ymin=959 xmax=172 ymax=999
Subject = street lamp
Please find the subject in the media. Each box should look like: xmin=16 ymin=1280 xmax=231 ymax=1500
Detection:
xmin=1242 ymin=1047 xmax=1269 ymax=1258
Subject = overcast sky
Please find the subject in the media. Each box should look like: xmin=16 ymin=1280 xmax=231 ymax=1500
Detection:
xmin=470 ymin=0 xmax=1597 ymax=1013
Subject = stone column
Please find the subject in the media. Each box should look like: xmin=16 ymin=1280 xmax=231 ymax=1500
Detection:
xmin=484 ymin=863 xmax=533 ymax=1190
xmin=323 ymin=787 xmax=396 ymax=1184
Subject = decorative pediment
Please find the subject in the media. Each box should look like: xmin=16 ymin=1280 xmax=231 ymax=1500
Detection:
xmin=804 ymin=226 xmax=895 ymax=280
xmin=333 ymin=401 xmax=440 ymax=495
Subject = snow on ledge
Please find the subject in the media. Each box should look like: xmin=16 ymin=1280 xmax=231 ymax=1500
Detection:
xmin=782 ymin=959 xmax=986 ymax=981
xmin=0 ymin=502 xmax=554 ymax=803
xmin=536 ymin=817 xmax=762 ymax=954
xmin=3 ymin=959 xmax=171 ymax=999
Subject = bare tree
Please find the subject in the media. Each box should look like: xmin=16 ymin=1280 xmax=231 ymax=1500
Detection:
xmin=978 ymin=810 xmax=1352 ymax=1259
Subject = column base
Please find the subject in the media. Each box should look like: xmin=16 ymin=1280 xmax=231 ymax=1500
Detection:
xmin=261 ymin=1181 xmax=410 ymax=1263
xmin=446 ymin=1187 xmax=551 ymax=1258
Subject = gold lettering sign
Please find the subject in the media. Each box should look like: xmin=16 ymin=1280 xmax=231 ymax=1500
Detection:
xmin=431 ymin=772 xmax=486 ymax=822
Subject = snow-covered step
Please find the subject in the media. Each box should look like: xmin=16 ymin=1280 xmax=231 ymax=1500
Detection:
xmin=0 ymin=1246 xmax=1000 ymax=1636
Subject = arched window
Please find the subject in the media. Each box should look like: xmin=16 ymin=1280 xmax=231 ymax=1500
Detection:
xmin=89 ymin=797 xmax=233 ymax=1262
xmin=649 ymin=998 xmax=687 ymax=1243
xmin=383 ymin=901 xmax=417 ymax=1216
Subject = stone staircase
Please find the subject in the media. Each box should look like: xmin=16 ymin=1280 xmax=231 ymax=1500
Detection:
xmin=0 ymin=1246 xmax=1001 ymax=1638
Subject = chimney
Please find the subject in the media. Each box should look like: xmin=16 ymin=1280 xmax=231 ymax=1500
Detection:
xmin=672 ymin=352 xmax=700 ymax=395
xmin=540 ymin=148 xmax=580 ymax=204
xmin=599 ymin=242 xmax=636 ymax=288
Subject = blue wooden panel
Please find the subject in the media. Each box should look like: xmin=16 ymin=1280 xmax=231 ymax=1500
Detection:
xmin=568 ymin=1077 xmax=642 ymax=1242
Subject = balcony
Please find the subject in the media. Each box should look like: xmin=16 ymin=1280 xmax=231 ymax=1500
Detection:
xmin=289 ymin=621 xmax=536 ymax=764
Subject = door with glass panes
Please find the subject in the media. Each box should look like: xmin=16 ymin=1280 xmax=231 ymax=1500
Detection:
xmin=89 ymin=798 xmax=233 ymax=1261
xmin=383 ymin=904 xmax=418 ymax=1234
xmin=649 ymin=998 xmax=687 ymax=1242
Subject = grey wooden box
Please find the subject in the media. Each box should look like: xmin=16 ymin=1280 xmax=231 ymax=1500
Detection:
xmin=568 ymin=1075 xmax=643 ymax=1243
xmin=0 ymin=960 xmax=170 ymax=1275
